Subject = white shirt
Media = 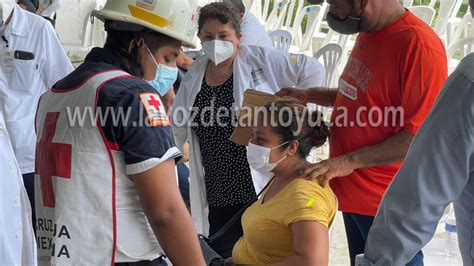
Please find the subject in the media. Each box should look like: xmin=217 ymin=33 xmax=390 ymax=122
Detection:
xmin=0 ymin=4 xmax=73 ymax=174
xmin=357 ymin=53 xmax=474 ymax=265
xmin=240 ymin=11 xmax=273 ymax=49
xmin=0 ymin=109 xmax=37 ymax=266
xmin=172 ymin=45 xmax=325 ymax=235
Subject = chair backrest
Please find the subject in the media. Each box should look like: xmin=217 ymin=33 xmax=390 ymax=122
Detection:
xmin=269 ymin=29 xmax=293 ymax=52
xmin=322 ymin=29 xmax=349 ymax=50
xmin=283 ymin=0 xmax=304 ymax=28
xmin=313 ymin=43 xmax=343 ymax=88
xmin=265 ymin=1 xmax=288 ymax=31
xmin=300 ymin=3 xmax=328 ymax=53
xmin=434 ymin=0 xmax=457 ymax=35
xmin=247 ymin=0 xmax=263 ymax=23
xmin=450 ymin=0 xmax=463 ymax=20
xmin=409 ymin=6 xmax=436 ymax=25
xmin=284 ymin=0 xmax=297 ymax=28
xmin=447 ymin=37 xmax=474 ymax=60
xmin=401 ymin=0 xmax=413 ymax=8
xmin=271 ymin=1 xmax=290 ymax=31
xmin=428 ymin=0 xmax=436 ymax=8
xmin=265 ymin=1 xmax=280 ymax=30
xmin=450 ymin=14 xmax=474 ymax=48
xmin=262 ymin=0 xmax=272 ymax=22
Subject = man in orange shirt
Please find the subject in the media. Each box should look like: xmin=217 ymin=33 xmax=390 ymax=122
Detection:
xmin=278 ymin=0 xmax=447 ymax=265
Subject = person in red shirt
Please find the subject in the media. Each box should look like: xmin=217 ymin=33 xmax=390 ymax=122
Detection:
xmin=278 ymin=0 xmax=447 ymax=265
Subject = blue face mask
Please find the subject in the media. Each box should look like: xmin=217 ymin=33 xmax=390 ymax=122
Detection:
xmin=144 ymin=44 xmax=178 ymax=96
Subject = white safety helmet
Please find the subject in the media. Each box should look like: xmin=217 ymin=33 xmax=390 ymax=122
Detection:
xmin=92 ymin=0 xmax=198 ymax=48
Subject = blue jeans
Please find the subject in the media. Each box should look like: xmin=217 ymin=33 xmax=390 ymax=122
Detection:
xmin=343 ymin=212 xmax=424 ymax=266
xmin=177 ymin=163 xmax=190 ymax=206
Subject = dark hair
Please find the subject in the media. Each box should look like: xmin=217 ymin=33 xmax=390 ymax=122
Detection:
xmin=262 ymin=98 xmax=330 ymax=158
xmin=19 ymin=0 xmax=39 ymax=12
xmin=104 ymin=21 xmax=179 ymax=54
xmin=224 ymin=0 xmax=246 ymax=14
xmin=198 ymin=2 xmax=241 ymax=34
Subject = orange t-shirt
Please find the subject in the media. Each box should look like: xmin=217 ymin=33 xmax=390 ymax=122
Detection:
xmin=329 ymin=11 xmax=448 ymax=216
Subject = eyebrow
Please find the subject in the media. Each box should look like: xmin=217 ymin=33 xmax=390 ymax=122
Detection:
xmin=202 ymin=31 xmax=230 ymax=34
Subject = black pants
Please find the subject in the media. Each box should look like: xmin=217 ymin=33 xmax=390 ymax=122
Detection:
xmin=208 ymin=204 xmax=247 ymax=259
xmin=343 ymin=212 xmax=424 ymax=266
xmin=115 ymin=256 xmax=167 ymax=266
xmin=22 ymin=172 xmax=36 ymax=233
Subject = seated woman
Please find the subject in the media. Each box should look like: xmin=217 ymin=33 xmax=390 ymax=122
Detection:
xmin=171 ymin=2 xmax=325 ymax=257
xmin=232 ymin=98 xmax=337 ymax=265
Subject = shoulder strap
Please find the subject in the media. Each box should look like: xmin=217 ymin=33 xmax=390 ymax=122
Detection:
xmin=207 ymin=177 xmax=274 ymax=242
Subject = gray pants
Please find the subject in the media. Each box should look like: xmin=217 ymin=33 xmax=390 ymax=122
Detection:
xmin=454 ymin=174 xmax=474 ymax=266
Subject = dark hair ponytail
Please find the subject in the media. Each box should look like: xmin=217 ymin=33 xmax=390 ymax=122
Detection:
xmin=310 ymin=110 xmax=330 ymax=148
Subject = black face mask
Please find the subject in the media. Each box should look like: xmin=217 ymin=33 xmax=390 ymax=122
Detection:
xmin=327 ymin=0 xmax=364 ymax=35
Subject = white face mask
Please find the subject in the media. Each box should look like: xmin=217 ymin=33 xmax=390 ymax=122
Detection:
xmin=247 ymin=141 xmax=289 ymax=174
xmin=202 ymin=40 xmax=234 ymax=65
xmin=0 ymin=0 xmax=14 ymax=26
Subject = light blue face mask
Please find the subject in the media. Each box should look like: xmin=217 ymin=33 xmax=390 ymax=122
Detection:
xmin=144 ymin=44 xmax=178 ymax=96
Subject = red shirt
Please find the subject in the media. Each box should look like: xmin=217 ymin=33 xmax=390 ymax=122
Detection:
xmin=329 ymin=11 xmax=448 ymax=216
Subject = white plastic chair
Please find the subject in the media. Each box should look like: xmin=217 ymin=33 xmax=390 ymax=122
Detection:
xmin=265 ymin=1 xmax=289 ymax=31
xmin=283 ymin=0 xmax=297 ymax=28
xmin=313 ymin=43 xmax=343 ymax=88
xmin=262 ymin=0 xmax=272 ymax=23
xmin=287 ymin=2 xmax=306 ymax=47
xmin=298 ymin=3 xmax=328 ymax=54
xmin=445 ymin=0 xmax=465 ymax=46
xmin=246 ymin=0 xmax=264 ymax=23
xmin=321 ymin=29 xmax=351 ymax=68
xmin=447 ymin=37 xmax=474 ymax=74
xmin=433 ymin=0 xmax=457 ymax=37
xmin=269 ymin=29 xmax=293 ymax=52
xmin=409 ymin=6 xmax=436 ymax=25
xmin=428 ymin=0 xmax=436 ymax=8
xmin=264 ymin=1 xmax=280 ymax=30
xmin=283 ymin=0 xmax=304 ymax=28
xmin=270 ymin=1 xmax=290 ymax=31
xmin=450 ymin=0 xmax=463 ymax=20
xmin=401 ymin=0 xmax=413 ymax=8
xmin=450 ymin=14 xmax=474 ymax=49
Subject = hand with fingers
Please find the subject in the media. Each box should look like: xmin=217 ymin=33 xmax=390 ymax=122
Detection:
xmin=178 ymin=143 xmax=190 ymax=164
xmin=276 ymin=88 xmax=308 ymax=103
xmin=301 ymin=155 xmax=356 ymax=187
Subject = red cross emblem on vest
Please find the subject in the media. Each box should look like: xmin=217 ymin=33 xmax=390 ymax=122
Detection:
xmin=35 ymin=112 xmax=72 ymax=208
xmin=139 ymin=92 xmax=170 ymax=127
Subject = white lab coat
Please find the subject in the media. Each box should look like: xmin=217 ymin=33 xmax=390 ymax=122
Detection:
xmin=171 ymin=45 xmax=325 ymax=235
xmin=240 ymin=11 xmax=273 ymax=49
xmin=357 ymin=53 xmax=474 ymax=265
xmin=0 ymin=110 xmax=37 ymax=266
xmin=0 ymin=4 xmax=73 ymax=174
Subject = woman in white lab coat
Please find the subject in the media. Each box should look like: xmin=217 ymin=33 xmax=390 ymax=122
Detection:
xmin=171 ymin=2 xmax=325 ymax=258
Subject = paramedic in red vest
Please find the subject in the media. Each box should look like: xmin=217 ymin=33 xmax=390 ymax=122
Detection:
xmin=34 ymin=0 xmax=205 ymax=265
